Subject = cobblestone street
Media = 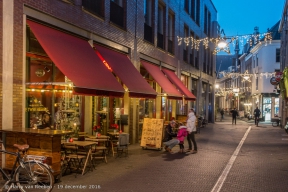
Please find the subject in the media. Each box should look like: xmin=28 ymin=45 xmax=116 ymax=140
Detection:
xmin=54 ymin=117 xmax=288 ymax=192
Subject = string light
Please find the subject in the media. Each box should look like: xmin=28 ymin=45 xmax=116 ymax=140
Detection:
xmin=176 ymin=32 xmax=273 ymax=54
xmin=219 ymin=71 xmax=275 ymax=79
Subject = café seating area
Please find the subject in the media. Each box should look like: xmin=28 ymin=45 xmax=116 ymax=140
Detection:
xmin=61 ymin=131 xmax=129 ymax=177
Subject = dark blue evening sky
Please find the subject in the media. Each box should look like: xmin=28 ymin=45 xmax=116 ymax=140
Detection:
xmin=212 ymin=0 xmax=284 ymax=37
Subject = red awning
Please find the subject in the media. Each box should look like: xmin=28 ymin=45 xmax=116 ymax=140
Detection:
xmin=94 ymin=45 xmax=157 ymax=98
xmin=162 ymin=69 xmax=196 ymax=101
xmin=27 ymin=20 xmax=124 ymax=97
xmin=140 ymin=61 xmax=183 ymax=100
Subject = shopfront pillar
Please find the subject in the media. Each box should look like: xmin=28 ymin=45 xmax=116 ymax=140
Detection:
xmin=2 ymin=0 xmax=14 ymax=130
xmin=124 ymin=93 xmax=132 ymax=142
xmin=84 ymin=96 xmax=93 ymax=133
xmin=156 ymin=84 xmax=162 ymax=119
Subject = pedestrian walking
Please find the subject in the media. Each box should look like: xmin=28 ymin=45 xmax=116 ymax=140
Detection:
xmin=230 ymin=108 xmax=238 ymax=125
xmin=186 ymin=108 xmax=198 ymax=154
xmin=220 ymin=108 xmax=224 ymax=120
xmin=254 ymin=107 xmax=261 ymax=125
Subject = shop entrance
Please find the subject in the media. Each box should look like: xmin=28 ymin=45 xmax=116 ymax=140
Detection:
xmin=262 ymin=97 xmax=272 ymax=121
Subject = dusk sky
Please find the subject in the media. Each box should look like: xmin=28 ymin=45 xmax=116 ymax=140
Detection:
xmin=212 ymin=0 xmax=284 ymax=37
xmin=212 ymin=0 xmax=284 ymax=54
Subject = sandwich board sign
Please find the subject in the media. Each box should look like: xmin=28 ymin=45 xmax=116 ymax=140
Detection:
xmin=140 ymin=118 xmax=164 ymax=149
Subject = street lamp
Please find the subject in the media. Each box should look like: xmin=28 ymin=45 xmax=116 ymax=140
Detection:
xmin=217 ymin=38 xmax=228 ymax=49
xmin=213 ymin=29 xmax=235 ymax=55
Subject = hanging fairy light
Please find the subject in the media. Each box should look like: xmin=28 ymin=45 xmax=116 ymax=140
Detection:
xmin=176 ymin=30 xmax=273 ymax=54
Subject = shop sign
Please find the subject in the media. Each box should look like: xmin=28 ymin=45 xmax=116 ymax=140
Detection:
xmin=25 ymin=107 xmax=48 ymax=112
xmin=270 ymin=77 xmax=279 ymax=85
xmin=35 ymin=69 xmax=45 ymax=77
xmin=275 ymin=72 xmax=283 ymax=82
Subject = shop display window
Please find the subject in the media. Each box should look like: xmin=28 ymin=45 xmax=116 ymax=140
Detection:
xmin=26 ymin=27 xmax=82 ymax=135
xmin=92 ymin=96 xmax=123 ymax=135
xmin=139 ymin=98 xmax=155 ymax=121
xmin=274 ymin=98 xmax=279 ymax=117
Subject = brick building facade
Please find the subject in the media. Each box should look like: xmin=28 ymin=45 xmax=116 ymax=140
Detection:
xmin=1 ymin=0 xmax=217 ymax=143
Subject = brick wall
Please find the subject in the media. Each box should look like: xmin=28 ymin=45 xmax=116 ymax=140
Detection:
xmin=10 ymin=0 xmax=217 ymax=127
xmin=13 ymin=0 xmax=24 ymax=128
xmin=0 ymin=0 xmax=3 ymax=129
xmin=20 ymin=0 xmax=216 ymax=71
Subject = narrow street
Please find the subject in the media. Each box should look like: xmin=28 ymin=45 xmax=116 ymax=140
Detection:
xmin=55 ymin=117 xmax=288 ymax=192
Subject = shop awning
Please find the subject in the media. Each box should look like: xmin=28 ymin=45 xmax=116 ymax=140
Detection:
xmin=162 ymin=69 xmax=196 ymax=101
xmin=94 ymin=45 xmax=157 ymax=98
xmin=140 ymin=61 xmax=183 ymax=100
xmin=27 ymin=20 xmax=124 ymax=97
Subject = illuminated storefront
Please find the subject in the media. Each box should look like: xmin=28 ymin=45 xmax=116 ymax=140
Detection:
xmin=26 ymin=20 xmax=196 ymax=142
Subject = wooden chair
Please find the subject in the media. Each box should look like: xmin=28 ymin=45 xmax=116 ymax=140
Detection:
xmin=116 ymin=133 xmax=129 ymax=158
xmin=62 ymin=143 xmax=87 ymax=177
xmin=89 ymin=138 xmax=109 ymax=164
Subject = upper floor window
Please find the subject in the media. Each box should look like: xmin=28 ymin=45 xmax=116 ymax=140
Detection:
xmin=195 ymin=36 xmax=199 ymax=69
xmin=157 ymin=3 xmax=165 ymax=49
xmin=208 ymin=11 xmax=211 ymax=37
xmin=184 ymin=0 xmax=189 ymax=12
xmin=189 ymin=31 xmax=195 ymax=66
xmin=82 ymin=0 xmax=104 ymax=18
xmin=191 ymin=0 xmax=195 ymax=20
xmin=196 ymin=0 xmax=200 ymax=26
xmin=204 ymin=6 xmax=211 ymax=36
xmin=183 ymin=25 xmax=189 ymax=63
xmin=168 ymin=10 xmax=175 ymax=54
xmin=204 ymin=6 xmax=207 ymax=34
xmin=110 ymin=0 xmax=126 ymax=29
xmin=144 ymin=0 xmax=154 ymax=43
xmin=276 ymin=48 xmax=280 ymax=62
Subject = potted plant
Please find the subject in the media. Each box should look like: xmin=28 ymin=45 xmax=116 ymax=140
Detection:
xmin=93 ymin=125 xmax=102 ymax=136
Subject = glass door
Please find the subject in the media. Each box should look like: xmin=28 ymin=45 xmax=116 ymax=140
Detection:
xmin=262 ymin=97 xmax=271 ymax=121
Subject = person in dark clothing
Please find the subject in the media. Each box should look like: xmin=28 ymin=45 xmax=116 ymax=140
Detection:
xmin=230 ymin=108 xmax=238 ymax=125
xmin=163 ymin=121 xmax=177 ymax=142
xmin=220 ymin=109 xmax=224 ymax=120
xmin=37 ymin=113 xmax=51 ymax=129
xmin=254 ymin=107 xmax=261 ymax=125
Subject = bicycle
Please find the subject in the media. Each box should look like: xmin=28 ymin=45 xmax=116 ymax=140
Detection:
xmin=0 ymin=144 xmax=54 ymax=192
xmin=272 ymin=118 xmax=281 ymax=127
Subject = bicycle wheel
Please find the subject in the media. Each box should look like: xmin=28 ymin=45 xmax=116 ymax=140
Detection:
xmin=272 ymin=121 xmax=278 ymax=127
xmin=15 ymin=161 xmax=54 ymax=192
xmin=202 ymin=120 xmax=207 ymax=127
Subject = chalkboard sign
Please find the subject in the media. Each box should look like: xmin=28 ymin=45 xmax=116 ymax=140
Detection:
xmin=120 ymin=115 xmax=128 ymax=125
xmin=140 ymin=118 xmax=164 ymax=149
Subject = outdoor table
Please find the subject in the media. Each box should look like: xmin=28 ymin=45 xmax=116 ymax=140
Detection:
xmin=87 ymin=135 xmax=110 ymax=139
xmin=62 ymin=140 xmax=97 ymax=175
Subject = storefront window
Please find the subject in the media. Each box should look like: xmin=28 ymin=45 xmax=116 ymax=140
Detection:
xmin=26 ymin=27 xmax=82 ymax=133
xmin=201 ymin=82 xmax=207 ymax=116
xmin=191 ymin=78 xmax=197 ymax=110
xmin=274 ymin=98 xmax=279 ymax=117
xmin=139 ymin=98 xmax=155 ymax=120
xmin=92 ymin=96 xmax=124 ymax=135
xmin=26 ymin=59 xmax=82 ymax=131
xmin=176 ymin=75 xmax=188 ymax=115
